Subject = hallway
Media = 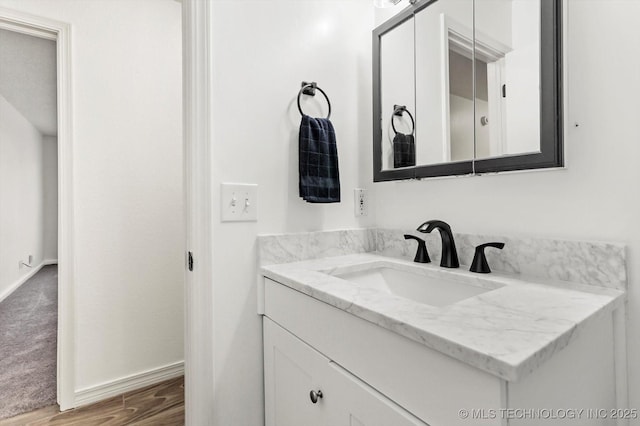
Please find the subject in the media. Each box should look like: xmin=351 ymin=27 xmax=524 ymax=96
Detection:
xmin=0 ymin=265 xmax=57 ymax=420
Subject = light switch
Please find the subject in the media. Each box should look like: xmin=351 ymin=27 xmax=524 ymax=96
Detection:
xmin=221 ymin=183 xmax=258 ymax=222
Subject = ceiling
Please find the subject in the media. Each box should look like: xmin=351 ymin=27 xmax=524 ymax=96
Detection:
xmin=0 ymin=28 xmax=57 ymax=136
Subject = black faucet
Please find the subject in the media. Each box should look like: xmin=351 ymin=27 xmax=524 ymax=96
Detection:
xmin=403 ymin=235 xmax=430 ymax=263
xmin=416 ymin=220 xmax=459 ymax=268
xmin=470 ymin=242 xmax=505 ymax=273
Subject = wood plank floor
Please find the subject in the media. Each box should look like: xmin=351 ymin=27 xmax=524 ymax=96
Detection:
xmin=0 ymin=376 xmax=184 ymax=426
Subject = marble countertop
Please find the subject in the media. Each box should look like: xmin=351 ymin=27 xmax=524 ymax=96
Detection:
xmin=261 ymin=253 xmax=626 ymax=382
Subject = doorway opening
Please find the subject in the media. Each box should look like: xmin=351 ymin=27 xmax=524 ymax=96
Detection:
xmin=441 ymin=13 xmax=511 ymax=162
xmin=0 ymin=7 xmax=74 ymax=415
xmin=0 ymin=25 xmax=58 ymax=419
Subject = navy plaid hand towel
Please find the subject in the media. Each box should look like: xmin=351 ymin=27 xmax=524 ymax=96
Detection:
xmin=393 ymin=132 xmax=416 ymax=168
xmin=299 ymin=115 xmax=341 ymax=203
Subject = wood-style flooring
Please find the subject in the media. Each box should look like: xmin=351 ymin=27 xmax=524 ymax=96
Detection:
xmin=0 ymin=376 xmax=184 ymax=426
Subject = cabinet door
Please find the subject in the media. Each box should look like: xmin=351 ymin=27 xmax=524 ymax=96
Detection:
xmin=264 ymin=318 xmax=429 ymax=426
xmin=325 ymin=362 xmax=429 ymax=426
xmin=264 ymin=318 xmax=332 ymax=426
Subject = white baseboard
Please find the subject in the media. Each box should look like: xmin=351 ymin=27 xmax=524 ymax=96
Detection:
xmin=43 ymin=259 xmax=58 ymax=265
xmin=0 ymin=261 xmax=46 ymax=304
xmin=74 ymin=361 xmax=184 ymax=407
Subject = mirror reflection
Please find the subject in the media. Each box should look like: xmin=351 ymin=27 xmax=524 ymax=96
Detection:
xmin=475 ymin=0 xmax=541 ymax=159
xmin=415 ymin=0 xmax=473 ymax=167
xmin=380 ymin=16 xmax=416 ymax=170
xmin=374 ymin=0 xmax=556 ymax=180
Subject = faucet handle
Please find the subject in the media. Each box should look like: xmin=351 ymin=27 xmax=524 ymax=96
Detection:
xmin=404 ymin=234 xmax=431 ymax=264
xmin=470 ymin=242 xmax=505 ymax=274
xmin=416 ymin=219 xmax=450 ymax=233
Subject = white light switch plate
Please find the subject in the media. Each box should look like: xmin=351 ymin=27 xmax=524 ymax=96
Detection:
xmin=221 ymin=183 xmax=258 ymax=222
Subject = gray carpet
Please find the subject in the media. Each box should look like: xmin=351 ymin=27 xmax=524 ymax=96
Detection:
xmin=0 ymin=265 xmax=57 ymax=420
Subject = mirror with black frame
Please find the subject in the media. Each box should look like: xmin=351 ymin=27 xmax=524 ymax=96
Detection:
xmin=373 ymin=0 xmax=563 ymax=182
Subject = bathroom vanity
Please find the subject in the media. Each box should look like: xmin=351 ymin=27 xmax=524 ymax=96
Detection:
xmin=255 ymin=0 xmax=627 ymax=420
xmin=259 ymin=252 xmax=627 ymax=426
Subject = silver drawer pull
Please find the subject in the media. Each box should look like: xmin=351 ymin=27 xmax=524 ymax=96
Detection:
xmin=309 ymin=390 xmax=323 ymax=404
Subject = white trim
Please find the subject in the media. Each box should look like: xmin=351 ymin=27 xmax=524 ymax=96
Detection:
xmin=440 ymin=14 xmax=451 ymax=163
xmin=500 ymin=381 xmax=509 ymax=426
xmin=613 ymin=305 xmax=629 ymax=426
xmin=0 ymin=7 xmax=57 ymax=40
xmin=43 ymin=259 xmax=59 ymax=265
xmin=75 ymin=361 xmax=185 ymax=408
xmin=442 ymin=15 xmax=511 ymax=63
xmin=0 ymin=6 xmax=77 ymax=412
xmin=0 ymin=261 xmax=46 ymax=303
xmin=183 ymin=1 xmax=215 ymax=425
xmin=55 ymin=14 xmax=75 ymax=412
xmin=486 ymin=59 xmax=507 ymax=155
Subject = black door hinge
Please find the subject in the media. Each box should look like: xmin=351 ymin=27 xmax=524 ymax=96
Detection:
xmin=188 ymin=251 xmax=194 ymax=271
xmin=502 ymin=84 xmax=507 ymax=98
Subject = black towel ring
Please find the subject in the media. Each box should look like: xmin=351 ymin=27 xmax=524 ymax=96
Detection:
xmin=391 ymin=105 xmax=415 ymax=135
xmin=298 ymin=82 xmax=332 ymax=119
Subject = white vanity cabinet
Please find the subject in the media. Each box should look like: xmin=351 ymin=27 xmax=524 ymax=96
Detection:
xmin=262 ymin=277 xmax=620 ymax=426
xmin=264 ymin=318 xmax=427 ymax=426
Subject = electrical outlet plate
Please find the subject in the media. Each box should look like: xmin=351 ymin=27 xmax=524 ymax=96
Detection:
xmin=354 ymin=188 xmax=367 ymax=217
xmin=18 ymin=255 xmax=33 ymax=269
xmin=221 ymin=183 xmax=258 ymax=222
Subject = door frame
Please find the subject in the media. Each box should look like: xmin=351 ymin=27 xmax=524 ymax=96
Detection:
xmin=440 ymin=13 xmax=511 ymax=162
xmin=0 ymin=7 xmax=75 ymax=411
xmin=182 ymin=1 xmax=215 ymax=424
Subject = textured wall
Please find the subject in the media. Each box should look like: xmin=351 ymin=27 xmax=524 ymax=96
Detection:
xmin=0 ymin=95 xmax=44 ymax=299
xmin=42 ymin=136 xmax=57 ymax=261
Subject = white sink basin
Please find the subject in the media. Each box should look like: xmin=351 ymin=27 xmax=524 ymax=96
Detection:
xmin=334 ymin=266 xmax=500 ymax=307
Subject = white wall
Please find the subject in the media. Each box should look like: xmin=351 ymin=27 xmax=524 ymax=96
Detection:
xmin=0 ymin=0 xmax=184 ymax=393
xmin=503 ymin=0 xmax=540 ymax=155
xmin=0 ymin=28 xmax=57 ymax=136
xmin=374 ymin=0 xmax=640 ymax=412
xmin=0 ymin=94 xmax=44 ymax=298
xmin=42 ymin=136 xmax=57 ymax=261
xmin=209 ymin=1 xmax=374 ymax=424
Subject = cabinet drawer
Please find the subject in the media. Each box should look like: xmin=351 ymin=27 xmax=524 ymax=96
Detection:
xmin=264 ymin=278 xmax=505 ymax=426
xmin=265 ymin=318 xmax=427 ymax=426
